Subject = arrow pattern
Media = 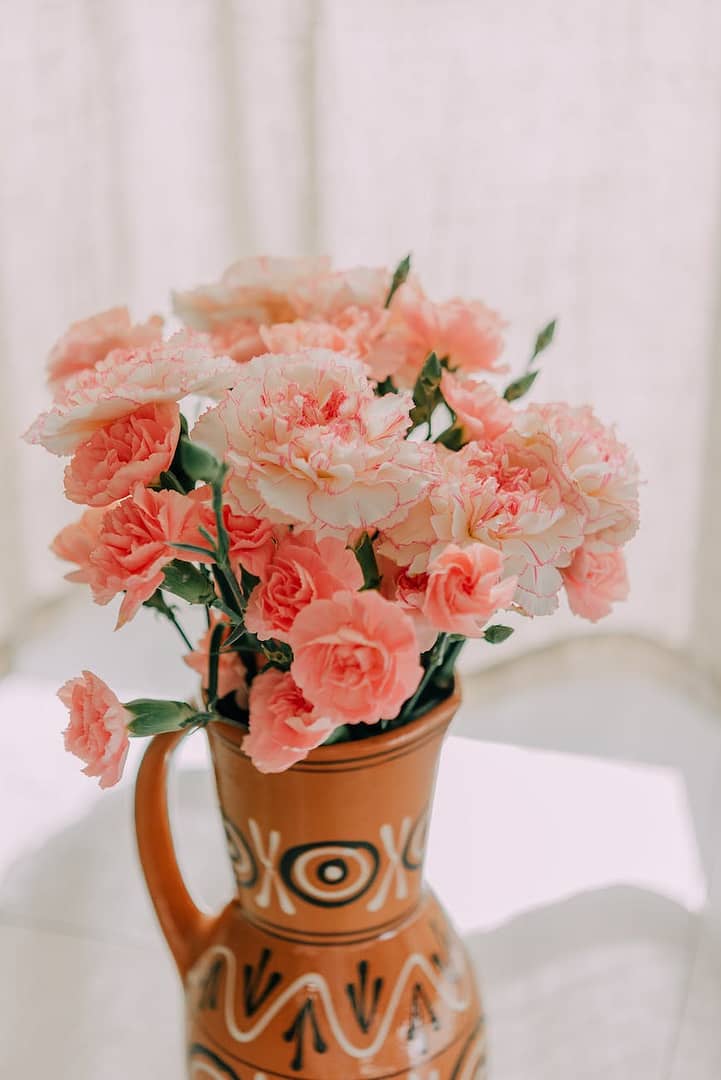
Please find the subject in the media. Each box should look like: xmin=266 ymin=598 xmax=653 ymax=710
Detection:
xmin=345 ymin=960 xmax=384 ymax=1033
xmin=243 ymin=948 xmax=283 ymax=1017
xmin=282 ymin=997 xmax=328 ymax=1071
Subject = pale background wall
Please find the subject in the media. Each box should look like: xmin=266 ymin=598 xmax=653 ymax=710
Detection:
xmin=2 ymin=0 xmax=721 ymax=682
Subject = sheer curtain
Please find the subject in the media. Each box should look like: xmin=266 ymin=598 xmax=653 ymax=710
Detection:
xmin=3 ymin=0 xmax=721 ymax=678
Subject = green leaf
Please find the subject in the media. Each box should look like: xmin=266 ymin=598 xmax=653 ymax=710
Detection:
xmin=503 ymin=370 xmax=539 ymax=402
xmin=350 ymin=532 xmax=381 ymax=591
xmin=531 ymin=318 xmax=557 ymax=362
xmin=435 ymin=423 xmax=465 ymax=450
xmin=483 ymin=624 xmax=515 ymax=644
xmin=162 ymin=560 xmax=217 ymax=605
xmin=322 ymin=725 xmax=351 ymax=746
xmin=157 ymin=470 xmax=185 ymax=494
xmin=384 ymin=253 xmax=411 ymax=308
xmin=178 ymin=437 xmax=226 ymax=485
xmin=239 ymin=565 xmax=260 ymax=600
xmin=125 ymin=698 xmax=198 ymax=736
xmin=375 ymin=376 xmax=398 ymax=396
xmin=211 ymin=565 xmax=240 ymax=614
xmin=409 ymin=351 xmax=444 ymax=427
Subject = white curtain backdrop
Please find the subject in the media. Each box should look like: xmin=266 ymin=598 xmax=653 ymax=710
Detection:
xmin=3 ymin=0 xmax=721 ymax=677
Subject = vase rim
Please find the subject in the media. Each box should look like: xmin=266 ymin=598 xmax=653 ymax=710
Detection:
xmin=210 ymin=681 xmax=461 ymax=771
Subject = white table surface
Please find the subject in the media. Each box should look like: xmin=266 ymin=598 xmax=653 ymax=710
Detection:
xmin=2 ymin=657 xmax=721 ymax=1079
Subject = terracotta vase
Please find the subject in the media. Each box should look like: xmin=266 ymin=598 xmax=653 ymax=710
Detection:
xmin=135 ymin=686 xmax=485 ymax=1079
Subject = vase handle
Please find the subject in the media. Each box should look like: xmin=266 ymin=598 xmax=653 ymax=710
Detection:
xmin=135 ymin=729 xmax=215 ymax=979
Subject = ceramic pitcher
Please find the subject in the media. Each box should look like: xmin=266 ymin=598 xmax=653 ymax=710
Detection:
xmin=135 ymin=687 xmax=485 ymax=1079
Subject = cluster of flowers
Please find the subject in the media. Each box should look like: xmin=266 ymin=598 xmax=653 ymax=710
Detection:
xmin=26 ymin=256 xmax=639 ymax=786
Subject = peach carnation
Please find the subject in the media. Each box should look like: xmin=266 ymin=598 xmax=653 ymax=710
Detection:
xmin=291 ymin=266 xmax=390 ymax=318
xmin=192 ymin=350 xmax=428 ymax=534
xmin=87 ymin=485 xmax=211 ymax=628
xmin=184 ymin=615 xmax=248 ymax=705
xmin=51 ymin=506 xmax=107 ymax=584
xmin=268 ymin=265 xmax=402 ymax=381
xmin=58 ymin=671 xmax=130 ymax=789
xmin=523 ymin=404 xmax=640 ymax=552
xmin=187 ymin=487 xmax=279 ymax=578
xmin=440 ymin=371 xmax=513 ymax=443
xmin=205 ymin=320 xmax=267 ymax=365
xmin=172 ymin=255 xmax=331 ymax=331
xmin=433 ymin=434 xmax=586 ymax=616
xmin=260 ymin=307 xmax=394 ymax=381
xmin=377 ymin=282 xmax=507 ymax=386
xmin=245 ymin=532 xmax=362 ymax=642
xmin=243 ymin=668 xmax=335 ymax=774
xmin=380 ymin=434 xmax=585 ymax=615
xmin=423 ymin=543 xmax=517 ymax=636
xmin=377 ymin=443 xmax=494 ymax=575
xmin=562 ymin=546 xmax=629 ymax=622
xmin=47 ymin=307 xmax=163 ymax=390
xmin=223 ymin=509 xmax=278 ymax=578
xmin=63 ymin=401 xmax=181 ymax=507
xmin=289 ymin=590 xmax=422 ymax=725
xmin=25 ymin=331 xmax=238 ymax=456
xmin=378 ymin=556 xmax=437 ymax=652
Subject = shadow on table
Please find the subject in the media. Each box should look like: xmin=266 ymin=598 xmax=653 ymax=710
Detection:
xmin=466 ymin=887 xmax=701 ymax=1078
xmin=0 ymin=767 xmax=232 ymax=944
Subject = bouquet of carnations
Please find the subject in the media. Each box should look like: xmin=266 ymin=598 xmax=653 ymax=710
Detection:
xmin=25 ymin=255 xmax=639 ymax=787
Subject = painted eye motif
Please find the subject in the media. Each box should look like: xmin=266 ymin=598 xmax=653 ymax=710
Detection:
xmin=402 ymin=807 xmax=430 ymax=871
xmin=280 ymin=841 xmax=380 ymax=907
xmin=223 ymin=815 xmax=258 ymax=889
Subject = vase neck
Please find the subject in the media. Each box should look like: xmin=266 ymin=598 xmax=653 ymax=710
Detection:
xmin=207 ymin=699 xmax=456 ymax=943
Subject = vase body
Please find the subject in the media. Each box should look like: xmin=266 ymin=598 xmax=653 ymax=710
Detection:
xmin=136 ymin=689 xmax=485 ymax=1079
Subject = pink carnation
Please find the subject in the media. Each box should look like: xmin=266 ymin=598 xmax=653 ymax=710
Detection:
xmin=47 ymin=307 xmax=163 ymax=390
xmin=245 ymin=532 xmax=362 ymax=642
xmin=51 ymin=506 xmax=107 ymax=584
xmin=376 ymin=282 xmax=507 ymax=386
xmin=440 ymin=371 xmax=513 ymax=443
xmin=184 ymin=615 xmax=248 ymax=705
xmin=58 ymin=671 xmax=130 ymax=788
xmin=25 ymin=331 xmax=238 ymax=456
xmin=192 ymin=350 xmax=428 ymax=535
xmin=172 ymin=255 xmax=331 ymax=331
xmin=290 ymin=590 xmax=422 ymax=726
xmin=524 ymin=404 xmax=640 ymax=551
xmin=562 ymin=546 xmax=629 ymax=622
xmin=64 ymin=402 xmax=181 ymax=507
xmin=243 ymin=668 xmax=336 ymax=773
xmin=87 ymin=485 xmax=211 ymax=628
xmin=423 ymin=543 xmax=517 ymax=636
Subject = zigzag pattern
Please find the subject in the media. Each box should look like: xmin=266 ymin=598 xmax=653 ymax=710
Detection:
xmin=192 ymin=944 xmax=471 ymax=1062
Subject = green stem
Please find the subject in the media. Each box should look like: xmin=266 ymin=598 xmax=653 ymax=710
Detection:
xmin=399 ymin=633 xmax=451 ymax=722
xmin=166 ymin=607 xmax=193 ymax=651
xmin=143 ymin=591 xmax=194 ymax=650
